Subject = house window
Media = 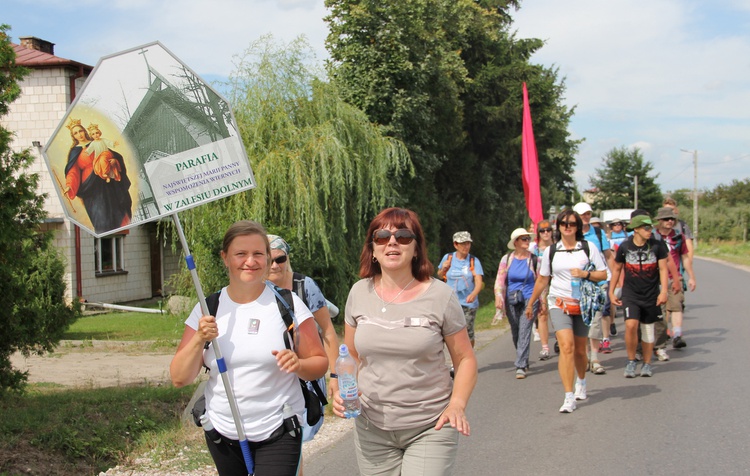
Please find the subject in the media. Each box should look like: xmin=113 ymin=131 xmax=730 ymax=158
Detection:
xmin=95 ymin=235 xmax=127 ymax=276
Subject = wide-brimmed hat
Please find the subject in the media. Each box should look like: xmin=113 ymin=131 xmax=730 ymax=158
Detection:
xmin=607 ymin=217 xmax=627 ymax=225
xmin=507 ymin=228 xmax=533 ymax=249
xmin=655 ymin=207 xmax=677 ymax=221
xmin=590 ymin=216 xmax=602 ymax=225
xmin=627 ymin=215 xmax=653 ymax=231
xmin=573 ymin=202 xmax=593 ymax=215
xmin=453 ymin=231 xmax=472 ymax=243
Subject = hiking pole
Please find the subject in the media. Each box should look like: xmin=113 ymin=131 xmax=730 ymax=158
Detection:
xmin=171 ymin=212 xmax=254 ymax=475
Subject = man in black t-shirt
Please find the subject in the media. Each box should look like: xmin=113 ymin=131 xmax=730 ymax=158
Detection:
xmin=610 ymin=215 xmax=669 ymax=378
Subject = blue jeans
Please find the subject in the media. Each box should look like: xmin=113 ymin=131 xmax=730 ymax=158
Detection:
xmin=506 ymin=299 xmax=538 ymax=369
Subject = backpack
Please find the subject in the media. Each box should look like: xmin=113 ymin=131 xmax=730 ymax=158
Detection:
xmin=442 ymin=253 xmax=477 ymax=281
xmin=195 ymin=286 xmax=328 ymax=427
xmin=442 ymin=253 xmax=485 ymax=290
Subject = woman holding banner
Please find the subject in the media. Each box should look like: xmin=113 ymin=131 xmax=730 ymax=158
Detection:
xmin=170 ymin=220 xmax=327 ymax=476
xmin=63 ymin=118 xmax=132 ymax=234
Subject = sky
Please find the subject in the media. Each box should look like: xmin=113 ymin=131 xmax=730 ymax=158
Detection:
xmin=5 ymin=0 xmax=750 ymax=194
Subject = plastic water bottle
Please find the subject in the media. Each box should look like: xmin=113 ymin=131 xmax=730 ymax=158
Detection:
xmin=571 ymin=278 xmax=581 ymax=300
xmin=336 ymin=344 xmax=361 ymax=418
xmin=199 ymin=413 xmax=222 ymax=444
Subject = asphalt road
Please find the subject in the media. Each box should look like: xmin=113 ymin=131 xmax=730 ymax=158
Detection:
xmin=305 ymin=259 xmax=750 ymax=475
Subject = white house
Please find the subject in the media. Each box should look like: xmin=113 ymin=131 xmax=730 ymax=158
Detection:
xmin=3 ymin=36 xmax=181 ymax=304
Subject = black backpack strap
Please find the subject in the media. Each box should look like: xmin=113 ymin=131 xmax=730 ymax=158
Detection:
xmin=270 ymin=285 xmax=330 ymax=409
xmin=269 ymin=285 xmax=296 ymax=345
xmin=594 ymin=227 xmax=604 ymax=251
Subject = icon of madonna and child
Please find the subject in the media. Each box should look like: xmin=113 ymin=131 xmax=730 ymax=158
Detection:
xmin=63 ymin=118 xmax=133 ymax=234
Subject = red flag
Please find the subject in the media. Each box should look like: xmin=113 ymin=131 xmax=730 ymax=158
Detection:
xmin=522 ymin=82 xmax=544 ymax=225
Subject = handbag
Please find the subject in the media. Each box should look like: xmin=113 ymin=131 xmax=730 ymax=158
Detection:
xmin=508 ymin=289 xmax=525 ymax=305
xmin=555 ymin=297 xmax=582 ymax=316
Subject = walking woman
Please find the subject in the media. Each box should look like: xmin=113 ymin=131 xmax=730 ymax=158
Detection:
xmin=494 ymin=228 xmax=541 ymax=379
xmin=530 ymin=220 xmax=555 ymax=360
xmin=266 ymin=234 xmax=339 ymax=443
xmin=171 ymin=220 xmax=328 ymax=475
xmin=333 ymin=207 xmax=477 ymax=476
xmin=526 ymin=210 xmax=608 ymax=413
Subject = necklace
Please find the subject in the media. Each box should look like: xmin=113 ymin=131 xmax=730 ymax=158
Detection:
xmin=378 ymin=277 xmax=416 ymax=313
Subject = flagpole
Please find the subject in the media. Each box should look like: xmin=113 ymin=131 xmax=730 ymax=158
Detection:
xmin=171 ymin=212 xmax=255 ymax=475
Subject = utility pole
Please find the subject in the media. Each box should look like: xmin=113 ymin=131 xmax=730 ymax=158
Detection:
xmin=634 ymin=175 xmax=638 ymax=209
xmin=681 ymin=149 xmax=699 ymax=249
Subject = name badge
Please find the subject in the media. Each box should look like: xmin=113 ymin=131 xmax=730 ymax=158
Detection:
xmin=248 ymin=319 xmax=260 ymax=334
xmin=405 ymin=317 xmax=428 ymax=327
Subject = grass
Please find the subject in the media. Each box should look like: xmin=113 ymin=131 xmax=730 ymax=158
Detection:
xmin=63 ymin=312 xmax=187 ymax=342
xmin=0 ymin=384 xmax=211 ymax=476
xmin=696 ymin=240 xmax=750 ymax=267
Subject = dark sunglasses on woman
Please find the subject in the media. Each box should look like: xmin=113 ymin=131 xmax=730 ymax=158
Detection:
xmin=538 ymin=227 xmax=553 ymax=233
xmin=373 ymin=229 xmax=417 ymax=245
xmin=272 ymin=255 xmax=288 ymax=264
xmin=558 ymin=221 xmax=577 ymax=228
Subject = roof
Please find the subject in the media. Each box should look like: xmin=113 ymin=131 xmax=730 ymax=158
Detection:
xmin=12 ymin=42 xmax=93 ymax=72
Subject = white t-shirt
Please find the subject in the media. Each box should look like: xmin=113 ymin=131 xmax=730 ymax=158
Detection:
xmin=185 ymin=285 xmax=313 ymax=441
xmin=540 ymin=241 xmax=608 ymax=309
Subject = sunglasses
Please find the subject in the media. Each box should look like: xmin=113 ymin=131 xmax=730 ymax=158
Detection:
xmin=517 ymin=236 xmax=531 ymax=242
xmin=637 ymin=225 xmax=653 ymax=232
xmin=659 ymin=217 xmax=676 ymax=222
xmin=610 ymin=222 xmax=623 ymax=227
xmin=271 ymin=255 xmax=288 ymax=264
xmin=558 ymin=221 xmax=578 ymax=228
xmin=538 ymin=227 xmax=553 ymax=233
xmin=373 ymin=229 xmax=417 ymax=245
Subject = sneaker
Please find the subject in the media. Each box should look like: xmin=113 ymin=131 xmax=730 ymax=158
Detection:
xmin=533 ymin=328 xmax=541 ymax=342
xmin=574 ymin=380 xmax=587 ymax=400
xmin=656 ymin=348 xmax=670 ymax=361
xmin=600 ymin=340 xmax=613 ymax=354
xmin=559 ymin=395 xmax=577 ymax=413
xmin=610 ymin=322 xmax=617 ymax=336
xmin=515 ymin=368 xmax=527 ymax=379
xmin=673 ymin=336 xmax=687 ymax=349
xmin=634 ymin=352 xmax=643 ymax=362
xmin=554 ymin=341 xmax=560 ymax=354
xmin=624 ymin=360 xmax=637 ymax=378
xmin=590 ymin=361 xmax=606 ymax=375
xmin=640 ymin=363 xmax=653 ymax=377
xmin=539 ymin=348 xmax=551 ymax=361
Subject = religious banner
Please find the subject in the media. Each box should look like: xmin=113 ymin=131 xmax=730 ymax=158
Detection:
xmin=42 ymin=41 xmax=255 ymax=237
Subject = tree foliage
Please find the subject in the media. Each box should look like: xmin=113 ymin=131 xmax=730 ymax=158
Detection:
xmin=0 ymin=25 xmax=80 ymax=393
xmin=701 ymin=178 xmax=750 ymax=207
xmin=590 ymin=146 xmax=663 ymax=214
xmin=168 ymin=36 xmax=412 ymax=306
xmin=324 ymin=0 xmax=580 ymax=267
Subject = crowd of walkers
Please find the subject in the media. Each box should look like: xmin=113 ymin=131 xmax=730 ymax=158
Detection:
xmin=485 ymin=199 xmax=697 ymax=413
xmin=169 ymin=200 xmax=696 ymax=475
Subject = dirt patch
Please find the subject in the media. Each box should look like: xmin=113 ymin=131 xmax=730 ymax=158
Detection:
xmin=10 ymin=341 xmax=174 ymax=388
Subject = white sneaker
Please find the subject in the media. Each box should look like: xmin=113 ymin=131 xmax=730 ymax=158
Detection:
xmin=559 ymin=394 xmax=577 ymax=413
xmin=533 ymin=329 xmax=541 ymax=342
xmin=656 ymin=348 xmax=670 ymax=361
xmin=574 ymin=380 xmax=587 ymax=401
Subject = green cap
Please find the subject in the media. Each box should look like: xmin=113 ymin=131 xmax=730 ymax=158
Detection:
xmin=627 ymin=215 xmax=653 ymax=230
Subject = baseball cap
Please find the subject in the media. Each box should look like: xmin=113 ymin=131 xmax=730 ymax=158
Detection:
xmin=573 ymin=202 xmax=593 ymax=215
xmin=453 ymin=231 xmax=472 ymax=243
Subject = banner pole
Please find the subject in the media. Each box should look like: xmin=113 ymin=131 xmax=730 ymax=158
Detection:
xmin=171 ymin=212 xmax=254 ymax=475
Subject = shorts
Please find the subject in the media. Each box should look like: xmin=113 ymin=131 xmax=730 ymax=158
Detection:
xmin=549 ymin=307 xmax=589 ymax=338
xmin=666 ymin=283 xmax=684 ymax=312
xmin=587 ymin=311 xmax=603 ymax=339
xmin=462 ymin=306 xmax=477 ymax=341
xmin=622 ymin=299 xmax=662 ymax=324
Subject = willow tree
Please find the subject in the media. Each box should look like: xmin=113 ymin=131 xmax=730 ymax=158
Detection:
xmin=171 ymin=35 xmax=412 ymax=305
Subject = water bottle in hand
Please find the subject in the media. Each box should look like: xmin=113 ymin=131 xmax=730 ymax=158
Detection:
xmin=336 ymin=344 xmax=361 ymax=418
xmin=571 ymin=278 xmax=581 ymax=300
